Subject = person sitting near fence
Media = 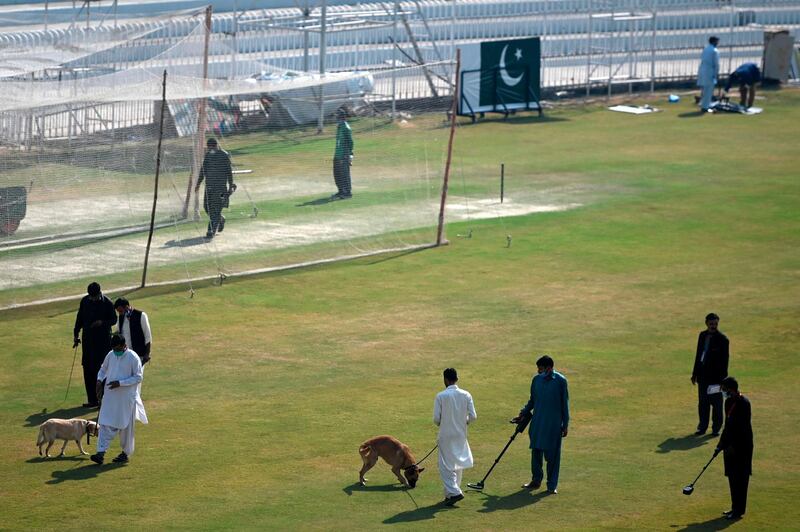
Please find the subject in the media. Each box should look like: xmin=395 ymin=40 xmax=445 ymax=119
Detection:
xmin=724 ymin=63 xmax=761 ymax=109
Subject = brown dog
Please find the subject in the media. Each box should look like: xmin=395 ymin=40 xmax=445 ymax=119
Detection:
xmin=36 ymin=418 xmax=99 ymax=457
xmin=358 ymin=435 xmax=425 ymax=488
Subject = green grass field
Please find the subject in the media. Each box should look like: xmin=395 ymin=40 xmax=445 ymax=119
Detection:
xmin=1 ymin=89 xmax=799 ymax=530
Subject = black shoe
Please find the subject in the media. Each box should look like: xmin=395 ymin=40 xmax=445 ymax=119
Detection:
xmin=90 ymin=453 xmax=104 ymax=465
xmin=722 ymin=510 xmax=733 ymax=516
xmin=725 ymin=513 xmax=743 ymax=520
xmin=444 ymin=493 xmax=464 ymax=506
xmin=205 ymin=232 xmax=214 ymax=239
xmin=694 ymin=430 xmax=706 ymax=436
xmin=112 ymin=452 xmax=129 ymax=464
xmin=522 ymin=479 xmax=542 ymax=490
xmin=218 ymin=219 xmax=225 ymax=233
xmin=82 ymin=402 xmax=99 ymax=408
xmin=710 ymin=431 xmax=720 ymax=437
xmin=330 ymin=192 xmax=342 ymax=200
xmin=339 ymin=193 xmax=352 ymax=199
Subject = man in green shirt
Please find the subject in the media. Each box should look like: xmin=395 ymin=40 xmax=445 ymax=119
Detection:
xmin=331 ymin=108 xmax=353 ymax=199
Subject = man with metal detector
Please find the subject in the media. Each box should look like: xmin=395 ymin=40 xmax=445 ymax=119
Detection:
xmin=195 ymin=137 xmax=236 ymax=240
xmin=72 ymin=282 xmax=116 ymax=408
xmin=691 ymin=313 xmax=729 ymax=437
xmin=433 ymin=368 xmax=477 ymax=506
xmin=512 ymin=354 xmax=569 ymax=494
xmin=715 ymin=376 xmax=753 ymax=521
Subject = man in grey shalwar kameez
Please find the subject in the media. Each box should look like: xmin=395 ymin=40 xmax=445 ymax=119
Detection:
xmin=513 ymin=354 xmax=569 ymax=494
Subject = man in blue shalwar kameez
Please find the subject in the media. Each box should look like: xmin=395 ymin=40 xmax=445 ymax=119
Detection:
xmin=513 ymin=355 xmax=569 ymax=494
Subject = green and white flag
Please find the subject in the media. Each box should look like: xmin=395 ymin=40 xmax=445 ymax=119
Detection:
xmin=458 ymin=37 xmax=541 ymax=115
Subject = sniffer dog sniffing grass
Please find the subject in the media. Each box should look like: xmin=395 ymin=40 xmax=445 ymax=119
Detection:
xmin=36 ymin=418 xmax=98 ymax=457
xmin=358 ymin=435 xmax=425 ymax=488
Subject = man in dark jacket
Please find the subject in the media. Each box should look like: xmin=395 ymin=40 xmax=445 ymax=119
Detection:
xmin=114 ymin=297 xmax=151 ymax=365
xmin=73 ymin=282 xmax=116 ymax=407
xmin=716 ymin=376 xmax=753 ymax=520
xmin=691 ymin=312 xmax=729 ymax=436
xmin=331 ymin=108 xmax=354 ymax=199
xmin=195 ymin=137 xmax=235 ymax=239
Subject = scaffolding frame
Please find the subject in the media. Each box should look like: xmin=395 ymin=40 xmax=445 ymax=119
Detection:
xmin=586 ymin=0 xmax=657 ymax=97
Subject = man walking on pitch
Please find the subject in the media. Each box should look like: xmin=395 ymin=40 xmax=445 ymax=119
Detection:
xmin=73 ymin=282 xmax=116 ymax=408
xmin=697 ymin=36 xmax=720 ymax=112
xmin=433 ymin=368 xmax=477 ymax=506
xmin=91 ymin=334 xmax=148 ymax=465
xmin=331 ymin=108 xmax=353 ymax=199
xmin=691 ymin=313 xmax=729 ymax=436
xmin=716 ymin=376 xmax=753 ymax=520
xmin=513 ymin=355 xmax=569 ymax=494
xmin=195 ymin=137 xmax=236 ymax=239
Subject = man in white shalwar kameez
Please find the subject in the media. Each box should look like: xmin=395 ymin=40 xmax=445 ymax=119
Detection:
xmin=697 ymin=36 xmax=720 ymax=111
xmin=433 ymin=368 xmax=477 ymax=506
xmin=91 ymin=335 xmax=148 ymax=465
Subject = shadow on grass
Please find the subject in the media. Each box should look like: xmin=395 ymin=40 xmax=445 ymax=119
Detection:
xmin=674 ymin=516 xmax=736 ymax=531
xmin=677 ymin=110 xmax=708 ymax=118
xmin=383 ymin=501 xmax=456 ymax=524
xmin=461 ymin=114 xmax=570 ymax=126
xmin=46 ymin=462 xmax=125 ymax=484
xmin=365 ymin=247 xmax=429 ymax=266
xmin=656 ymin=434 xmax=715 ymax=453
xmin=27 ymin=455 xmax=89 ymax=463
xmin=24 ymin=406 xmax=96 ymax=427
xmin=163 ymin=236 xmax=209 ymax=248
xmin=476 ymin=488 xmax=553 ymax=513
xmin=296 ymin=196 xmax=339 ymax=207
xmin=342 ymin=481 xmax=405 ymax=496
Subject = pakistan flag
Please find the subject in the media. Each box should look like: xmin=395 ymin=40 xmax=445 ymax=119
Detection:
xmin=478 ymin=38 xmax=540 ymax=107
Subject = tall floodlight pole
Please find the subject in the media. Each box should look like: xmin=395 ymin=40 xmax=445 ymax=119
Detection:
xmin=318 ymin=0 xmax=327 ymax=134
xmin=727 ymin=0 xmax=736 ymax=74
xmin=391 ymin=0 xmax=398 ymax=119
xmin=303 ymin=0 xmax=310 ymax=72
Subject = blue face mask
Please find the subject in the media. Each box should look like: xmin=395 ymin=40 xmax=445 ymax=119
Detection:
xmin=113 ymin=349 xmax=125 ymax=357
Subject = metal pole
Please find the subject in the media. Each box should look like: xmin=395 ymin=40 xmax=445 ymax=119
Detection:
xmin=303 ymin=0 xmax=310 ymax=72
xmin=142 ymin=70 xmax=168 ymax=288
xmin=317 ymin=0 xmax=327 ymax=134
xmin=391 ymin=0 xmax=398 ymax=119
xmin=500 ymin=163 xmax=504 ymax=203
xmin=232 ymin=0 xmax=238 ymax=80
xmin=728 ymin=0 xmax=735 ymax=75
xmin=44 ymin=0 xmax=49 ymax=31
xmin=183 ymin=5 xmax=212 ymax=219
xmin=651 ymin=0 xmax=657 ymax=92
xmin=436 ymin=48 xmax=460 ymax=247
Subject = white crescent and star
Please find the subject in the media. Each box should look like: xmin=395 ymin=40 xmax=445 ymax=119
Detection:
xmin=499 ymin=45 xmax=524 ymax=87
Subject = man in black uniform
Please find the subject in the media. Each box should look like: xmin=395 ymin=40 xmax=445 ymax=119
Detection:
xmin=691 ymin=312 xmax=729 ymax=436
xmin=195 ymin=137 xmax=235 ymax=239
xmin=73 ymin=282 xmax=116 ymax=407
xmin=716 ymin=376 xmax=753 ymax=520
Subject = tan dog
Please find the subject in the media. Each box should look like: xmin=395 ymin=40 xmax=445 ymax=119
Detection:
xmin=358 ymin=435 xmax=425 ymax=488
xmin=36 ymin=418 xmax=98 ymax=457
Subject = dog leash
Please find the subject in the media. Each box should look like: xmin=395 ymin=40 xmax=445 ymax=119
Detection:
xmin=414 ymin=444 xmax=438 ymax=467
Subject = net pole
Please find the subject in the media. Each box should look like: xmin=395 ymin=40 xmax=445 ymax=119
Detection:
xmin=183 ymin=5 xmax=213 ymax=219
xmin=436 ymin=49 xmax=460 ymax=247
xmin=141 ymin=70 xmax=168 ymax=289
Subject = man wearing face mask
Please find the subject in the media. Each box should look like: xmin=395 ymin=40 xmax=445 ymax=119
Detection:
xmin=73 ymin=282 xmax=116 ymax=407
xmin=512 ymin=355 xmax=569 ymax=494
xmin=91 ymin=334 xmax=148 ymax=465
xmin=691 ymin=313 xmax=729 ymax=436
xmin=715 ymin=377 xmax=752 ymax=520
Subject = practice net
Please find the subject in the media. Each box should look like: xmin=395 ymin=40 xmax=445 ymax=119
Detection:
xmin=0 ymin=25 xmax=457 ymax=308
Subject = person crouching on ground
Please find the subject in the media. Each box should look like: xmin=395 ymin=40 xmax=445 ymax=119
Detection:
xmin=433 ymin=367 xmax=477 ymax=506
xmin=91 ymin=334 xmax=148 ymax=465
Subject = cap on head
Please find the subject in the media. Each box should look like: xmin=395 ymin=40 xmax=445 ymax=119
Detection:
xmin=207 ymin=137 xmax=218 ymax=148
xmin=709 ymin=36 xmax=719 ymax=45
xmin=336 ymin=107 xmax=347 ymax=119
xmin=721 ymin=376 xmax=739 ymax=391
xmin=536 ymin=354 xmax=554 ymax=369
xmin=114 ymin=297 xmax=129 ymax=309
xmin=87 ymin=282 xmax=101 ymax=297
xmin=705 ymin=312 xmax=720 ymax=322
xmin=110 ymin=334 xmax=126 ymax=348
xmin=443 ymin=367 xmax=458 ymax=382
